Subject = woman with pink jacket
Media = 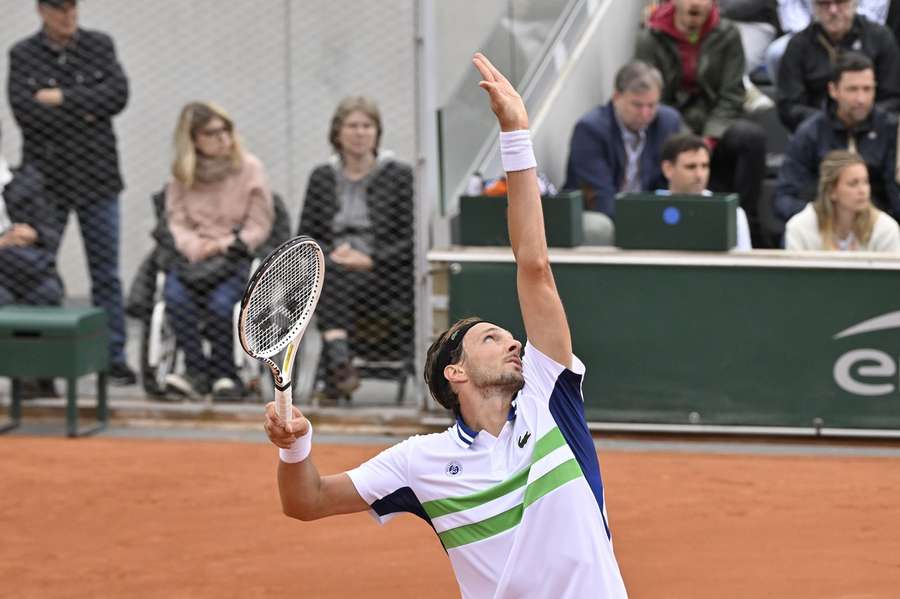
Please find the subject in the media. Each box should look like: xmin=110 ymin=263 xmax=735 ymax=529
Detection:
xmin=163 ymin=101 xmax=274 ymax=401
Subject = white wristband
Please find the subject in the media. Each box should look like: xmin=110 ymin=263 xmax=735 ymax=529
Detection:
xmin=499 ymin=130 xmax=537 ymax=173
xmin=279 ymin=423 xmax=313 ymax=464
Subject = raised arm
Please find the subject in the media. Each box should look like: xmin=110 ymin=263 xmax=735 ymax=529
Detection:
xmin=473 ymin=53 xmax=572 ymax=367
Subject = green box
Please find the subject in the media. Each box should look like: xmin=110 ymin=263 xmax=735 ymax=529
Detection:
xmin=459 ymin=191 xmax=584 ymax=247
xmin=0 ymin=306 xmax=109 ymax=437
xmin=0 ymin=306 xmax=108 ymax=377
xmin=615 ymin=192 xmax=738 ymax=251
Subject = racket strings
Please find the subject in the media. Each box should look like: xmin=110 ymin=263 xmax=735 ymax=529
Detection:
xmin=244 ymin=243 xmax=322 ymax=356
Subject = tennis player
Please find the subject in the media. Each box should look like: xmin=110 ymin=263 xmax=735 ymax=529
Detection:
xmin=264 ymin=52 xmax=628 ymax=598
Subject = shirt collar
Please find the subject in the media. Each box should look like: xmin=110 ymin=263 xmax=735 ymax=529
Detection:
xmin=613 ymin=109 xmax=647 ymax=144
xmin=39 ymin=28 xmax=80 ymax=53
xmin=452 ymin=400 xmax=518 ymax=449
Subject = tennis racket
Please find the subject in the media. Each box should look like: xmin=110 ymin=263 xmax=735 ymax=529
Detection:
xmin=238 ymin=236 xmax=325 ymax=422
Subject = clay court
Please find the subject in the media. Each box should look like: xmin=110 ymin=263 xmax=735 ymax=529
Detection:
xmin=3 ymin=434 xmax=900 ymax=598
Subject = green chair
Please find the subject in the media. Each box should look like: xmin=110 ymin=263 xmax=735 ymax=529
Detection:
xmin=0 ymin=306 xmax=109 ymax=437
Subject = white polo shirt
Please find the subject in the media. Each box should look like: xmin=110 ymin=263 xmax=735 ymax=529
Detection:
xmin=346 ymin=342 xmax=628 ymax=598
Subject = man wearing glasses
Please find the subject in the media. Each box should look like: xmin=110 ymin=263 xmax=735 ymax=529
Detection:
xmin=776 ymin=0 xmax=900 ymax=132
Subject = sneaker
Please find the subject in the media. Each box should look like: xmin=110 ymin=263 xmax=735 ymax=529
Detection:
xmin=212 ymin=377 xmax=245 ymax=402
xmin=109 ymin=362 xmax=138 ymax=386
xmin=743 ymin=76 xmax=774 ymax=113
xmin=164 ymin=372 xmax=210 ymax=401
xmin=322 ymin=339 xmax=360 ymax=400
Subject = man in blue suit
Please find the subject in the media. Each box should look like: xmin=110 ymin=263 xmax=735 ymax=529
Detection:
xmin=564 ymin=60 xmax=683 ymax=244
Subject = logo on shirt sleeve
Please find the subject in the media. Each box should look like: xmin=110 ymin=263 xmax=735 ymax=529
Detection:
xmin=445 ymin=461 xmax=463 ymax=477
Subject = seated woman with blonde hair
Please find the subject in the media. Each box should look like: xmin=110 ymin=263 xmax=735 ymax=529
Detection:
xmin=785 ymin=150 xmax=900 ymax=252
xmin=164 ymin=101 xmax=274 ymax=401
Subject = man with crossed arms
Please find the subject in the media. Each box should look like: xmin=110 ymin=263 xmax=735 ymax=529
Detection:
xmin=264 ymin=53 xmax=628 ymax=598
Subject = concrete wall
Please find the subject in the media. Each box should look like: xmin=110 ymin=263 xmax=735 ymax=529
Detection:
xmin=0 ymin=0 xmax=417 ymax=298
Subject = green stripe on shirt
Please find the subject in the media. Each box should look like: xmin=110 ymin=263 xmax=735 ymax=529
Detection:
xmin=438 ymin=458 xmax=582 ymax=549
xmin=422 ymin=427 xmax=568 ymax=519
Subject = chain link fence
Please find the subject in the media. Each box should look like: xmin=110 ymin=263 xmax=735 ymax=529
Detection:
xmin=0 ymin=0 xmax=419 ymax=406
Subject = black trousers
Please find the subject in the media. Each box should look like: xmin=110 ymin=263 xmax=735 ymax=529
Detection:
xmin=316 ymin=260 xmax=377 ymax=333
xmin=709 ymin=119 xmax=767 ymax=246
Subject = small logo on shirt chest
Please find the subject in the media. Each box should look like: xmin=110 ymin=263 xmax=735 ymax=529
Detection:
xmin=445 ymin=461 xmax=463 ymax=477
xmin=517 ymin=431 xmax=531 ymax=448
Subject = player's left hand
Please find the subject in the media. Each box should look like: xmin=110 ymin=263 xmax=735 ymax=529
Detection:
xmin=472 ymin=52 xmax=529 ymax=132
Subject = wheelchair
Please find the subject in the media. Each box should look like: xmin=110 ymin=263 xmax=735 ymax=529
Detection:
xmin=132 ymin=189 xmax=292 ymax=401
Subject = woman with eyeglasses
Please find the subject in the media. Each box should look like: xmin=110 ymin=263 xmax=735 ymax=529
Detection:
xmin=785 ymin=149 xmax=900 ymax=251
xmin=163 ymin=101 xmax=274 ymax=401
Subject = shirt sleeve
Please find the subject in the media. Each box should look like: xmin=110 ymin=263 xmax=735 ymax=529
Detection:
xmin=521 ymin=342 xmax=587 ymax=405
xmin=346 ymin=437 xmax=417 ymax=525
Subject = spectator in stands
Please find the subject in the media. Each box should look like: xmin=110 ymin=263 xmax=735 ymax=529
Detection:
xmin=718 ymin=0 xmax=780 ymax=75
xmin=776 ymin=0 xmax=900 ymax=132
xmin=768 ymin=1 xmax=898 ymax=84
xmin=637 ymin=0 xmax=768 ymax=246
xmin=298 ymin=96 xmax=414 ymax=402
xmin=0 ymin=121 xmax=63 ymax=398
xmin=658 ymin=133 xmax=753 ymax=250
xmin=163 ymin=102 xmax=274 ymax=401
xmin=775 ymin=52 xmax=900 ymax=223
xmin=785 ymin=149 xmax=900 ymax=249
xmin=562 ymin=61 xmax=682 ymax=244
xmin=6 ymin=0 xmax=135 ymax=385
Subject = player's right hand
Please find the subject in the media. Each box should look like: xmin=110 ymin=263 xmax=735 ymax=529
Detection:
xmin=264 ymin=402 xmax=310 ymax=449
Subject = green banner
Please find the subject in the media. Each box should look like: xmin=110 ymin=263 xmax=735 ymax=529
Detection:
xmin=445 ymin=258 xmax=900 ymax=430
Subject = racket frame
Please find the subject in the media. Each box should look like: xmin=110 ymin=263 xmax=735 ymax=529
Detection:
xmin=238 ymin=236 xmax=325 ymax=421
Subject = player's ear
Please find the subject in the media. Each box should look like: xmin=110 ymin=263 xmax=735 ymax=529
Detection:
xmin=444 ymin=363 xmax=467 ymax=384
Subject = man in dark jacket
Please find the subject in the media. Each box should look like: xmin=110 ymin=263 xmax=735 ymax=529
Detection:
xmin=0 ymin=128 xmax=62 ymax=307
xmin=7 ymin=0 xmax=134 ymax=384
xmin=563 ymin=61 xmax=683 ymax=222
xmin=636 ymin=0 xmax=767 ymax=246
xmin=777 ymin=0 xmax=900 ymax=132
xmin=775 ymin=51 xmax=900 ymax=223
xmin=0 ymin=121 xmax=64 ymax=398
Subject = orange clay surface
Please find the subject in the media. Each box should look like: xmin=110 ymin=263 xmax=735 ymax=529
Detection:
xmin=2 ymin=436 xmax=900 ymax=598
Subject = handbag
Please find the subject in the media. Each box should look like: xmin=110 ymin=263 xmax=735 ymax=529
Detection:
xmin=176 ymin=253 xmax=239 ymax=289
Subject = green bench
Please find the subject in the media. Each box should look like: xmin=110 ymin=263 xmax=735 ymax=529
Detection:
xmin=0 ymin=306 xmax=109 ymax=437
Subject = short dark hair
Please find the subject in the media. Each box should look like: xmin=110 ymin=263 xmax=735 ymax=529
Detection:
xmin=830 ymin=51 xmax=874 ymax=85
xmin=424 ymin=316 xmax=483 ymax=416
xmin=660 ymin=133 xmax=709 ymax=165
xmin=614 ymin=61 xmax=663 ymax=95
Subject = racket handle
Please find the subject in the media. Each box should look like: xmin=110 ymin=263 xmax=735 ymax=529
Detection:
xmin=275 ymin=386 xmax=293 ymax=423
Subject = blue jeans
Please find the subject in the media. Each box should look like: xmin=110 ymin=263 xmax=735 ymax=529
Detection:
xmin=0 ymin=246 xmax=63 ymax=306
xmin=49 ymin=196 xmax=127 ymax=364
xmin=164 ymin=268 xmax=245 ymax=381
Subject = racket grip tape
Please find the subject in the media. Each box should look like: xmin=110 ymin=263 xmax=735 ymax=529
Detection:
xmin=275 ymin=386 xmax=293 ymax=423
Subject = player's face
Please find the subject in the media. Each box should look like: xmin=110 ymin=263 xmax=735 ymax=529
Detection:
xmin=338 ymin=110 xmax=378 ymax=161
xmin=663 ymin=147 xmax=710 ymax=194
xmin=612 ymin=87 xmax=660 ymax=133
xmin=830 ymin=162 xmax=871 ymax=214
xmin=673 ymin=0 xmax=713 ymax=34
xmin=39 ymin=1 xmax=78 ymax=41
xmin=193 ymin=117 xmax=234 ymax=158
xmin=814 ymin=0 xmax=856 ymax=40
xmin=462 ymin=323 xmax=524 ymax=393
xmin=828 ymin=68 xmax=875 ymax=127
